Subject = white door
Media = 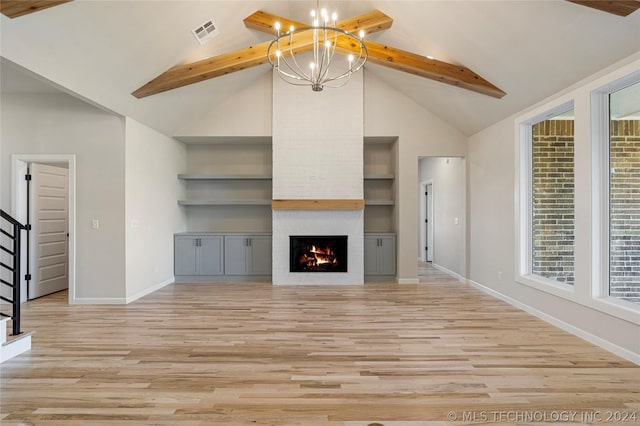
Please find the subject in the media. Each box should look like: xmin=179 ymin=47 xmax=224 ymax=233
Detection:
xmin=426 ymin=184 xmax=434 ymax=262
xmin=28 ymin=163 xmax=69 ymax=299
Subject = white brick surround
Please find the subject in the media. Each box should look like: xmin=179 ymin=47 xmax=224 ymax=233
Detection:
xmin=272 ymin=71 xmax=364 ymax=285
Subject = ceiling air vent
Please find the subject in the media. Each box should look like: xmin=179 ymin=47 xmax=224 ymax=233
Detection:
xmin=192 ymin=18 xmax=219 ymax=45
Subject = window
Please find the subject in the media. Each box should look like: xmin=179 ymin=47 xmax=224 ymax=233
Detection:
xmin=531 ymin=110 xmax=576 ymax=285
xmin=608 ymin=81 xmax=640 ymax=305
xmin=516 ymin=67 xmax=640 ymax=323
xmin=517 ymin=101 xmax=576 ymax=292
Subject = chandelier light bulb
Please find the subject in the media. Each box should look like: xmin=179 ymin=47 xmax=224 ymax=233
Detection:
xmin=325 ymin=40 xmax=331 ymax=48
xmin=332 ymin=12 xmax=337 ymax=21
xmin=359 ymin=30 xmax=365 ymax=39
xmin=311 ymin=10 xmax=316 ymax=17
xmin=289 ymin=25 xmax=294 ymax=33
xmin=276 ymin=50 xmax=281 ymax=57
xmin=275 ymin=22 xmax=281 ymax=31
xmin=348 ymin=54 xmax=354 ymax=62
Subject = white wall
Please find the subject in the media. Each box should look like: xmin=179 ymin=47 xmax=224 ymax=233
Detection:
xmin=418 ymin=157 xmax=465 ymax=276
xmin=468 ymin=53 xmax=640 ymax=362
xmin=174 ymin=70 xmax=272 ymax=138
xmin=1 ymin=93 xmax=127 ymax=301
xmin=364 ymin=71 xmax=468 ymax=282
xmin=124 ymin=117 xmax=186 ymax=301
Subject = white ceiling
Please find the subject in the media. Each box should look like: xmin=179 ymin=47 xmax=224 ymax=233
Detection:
xmin=1 ymin=1 xmax=639 ymax=136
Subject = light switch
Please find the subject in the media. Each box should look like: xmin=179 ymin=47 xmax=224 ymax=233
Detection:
xmin=91 ymin=219 xmax=99 ymax=230
xmin=454 ymin=217 xmax=459 ymax=225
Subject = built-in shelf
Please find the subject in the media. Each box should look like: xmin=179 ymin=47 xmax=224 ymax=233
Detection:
xmin=178 ymin=174 xmax=272 ymax=180
xmin=178 ymin=199 xmax=272 ymax=206
xmin=364 ymin=199 xmax=395 ymax=206
xmin=364 ymin=174 xmax=395 ymax=180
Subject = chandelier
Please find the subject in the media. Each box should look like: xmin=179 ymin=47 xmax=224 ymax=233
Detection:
xmin=267 ymin=2 xmax=368 ymax=92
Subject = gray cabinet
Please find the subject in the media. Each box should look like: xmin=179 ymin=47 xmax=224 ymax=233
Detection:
xmin=224 ymin=235 xmax=272 ymax=276
xmin=174 ymin=235 xmax=223 ymax=276
xmin=364 ymin=234 xmax=396 ymax=276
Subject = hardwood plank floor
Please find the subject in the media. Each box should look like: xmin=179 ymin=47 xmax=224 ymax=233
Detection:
xmin=1 ymin=265 xmax=638 ymax=425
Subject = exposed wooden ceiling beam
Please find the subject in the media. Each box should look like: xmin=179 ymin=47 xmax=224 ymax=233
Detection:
xmin=132 ymin=10 xmax=393 ymax=98
xmin=567 ymin=0 xmax=640 ymax=16
xmin=243 ymin=9 xmax=393 ymax=37
xmin=1 ymin=0 xmax=72 ymax=18
xmin=333 ymin=39 xmax=506 ymax=99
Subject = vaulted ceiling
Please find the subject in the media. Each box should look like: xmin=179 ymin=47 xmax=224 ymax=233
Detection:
xmin=1 ymin=1 xmax=639 ymax=136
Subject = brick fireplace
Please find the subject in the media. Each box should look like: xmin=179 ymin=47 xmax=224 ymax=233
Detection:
xmin=271 ymin=71 xmax=364 ymax=285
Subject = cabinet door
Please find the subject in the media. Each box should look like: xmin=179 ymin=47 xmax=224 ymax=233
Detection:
xmin=378 ymin=235 xmax=396 ymax=276
xmin=198 ymin=236 xmax=224 ymax=275
xmin=364 ymin=235 xmax=380 ymax=275
xmin=248 ymin=236 xmax=272 ymax=275
xmin=175 ymin=236 xmax=198 ymax=275
xmin=224 ymin=236 xmax=249 ymax=275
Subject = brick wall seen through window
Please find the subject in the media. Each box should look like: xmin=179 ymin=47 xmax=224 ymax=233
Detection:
xmin=532 ymin=117 xmax=575 ymax=284
xmin=609 ymin=119 xmax=640 ymax=304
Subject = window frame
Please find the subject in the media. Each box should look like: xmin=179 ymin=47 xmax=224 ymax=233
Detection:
xmin=516 ymin=100 xmax=576 ymax=298
xmin=591 ymin=71 xmax=640 ymax=315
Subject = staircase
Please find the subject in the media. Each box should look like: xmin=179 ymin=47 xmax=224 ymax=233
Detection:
xmin=1 ymin=209 xmax=31 ymax=363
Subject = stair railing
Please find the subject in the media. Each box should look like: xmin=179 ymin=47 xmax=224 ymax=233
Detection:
xmin=0 ymin=209 xmax=26 ymax=336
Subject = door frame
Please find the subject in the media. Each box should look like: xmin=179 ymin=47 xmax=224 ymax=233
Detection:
xmin=12 ymin=154 xmax=76 ymax=304
xmin=419 ymin=180 xmax=434 ymax=263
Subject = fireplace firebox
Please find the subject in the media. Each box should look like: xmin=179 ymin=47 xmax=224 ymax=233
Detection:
xmin=290 ymin=235 xmax=348 ymax=272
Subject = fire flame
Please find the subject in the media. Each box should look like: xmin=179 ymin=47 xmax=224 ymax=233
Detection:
xmin=299 ymin=245 xmax=338 ymax=267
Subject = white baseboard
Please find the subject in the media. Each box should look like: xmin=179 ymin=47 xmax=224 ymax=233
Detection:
xmin=126 ymin=278 xmax=174 ymax=304
xmin=397 ymin=278 xmax=420 ymax=284
xmin=71 ymin=297 xmax=127 ymax=304
xmin=468 ymin=279 xmax=640 ymax=365
xmin=71 ymin=279 xmax=175 ymax=305
xmin=431 ymin=263 xmax=465 ymax=282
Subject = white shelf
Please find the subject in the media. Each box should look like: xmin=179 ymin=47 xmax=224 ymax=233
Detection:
xmin=365 ymin=199 xmax=395 ymax=206
xmin=178 ymin=174 xmax=272 ymax=180
xmin=178 ymin=199 xmax=272 ymax=206
xmin=364 ymin=174 xmax=395 ymax=180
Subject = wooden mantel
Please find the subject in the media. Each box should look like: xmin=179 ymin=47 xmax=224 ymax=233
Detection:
xmin=272 ymin=199 xmax=365 ymax=210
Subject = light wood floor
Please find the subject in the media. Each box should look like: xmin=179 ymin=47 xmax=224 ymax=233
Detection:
xmin=1 ymin=265 xmax=638 ymax=425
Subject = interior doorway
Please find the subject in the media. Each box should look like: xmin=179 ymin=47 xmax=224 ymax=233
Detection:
xmin=12 ymin=155 xmax=76 ymax=304
xmin=418 ymin=156 xmax=466 ymax=279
